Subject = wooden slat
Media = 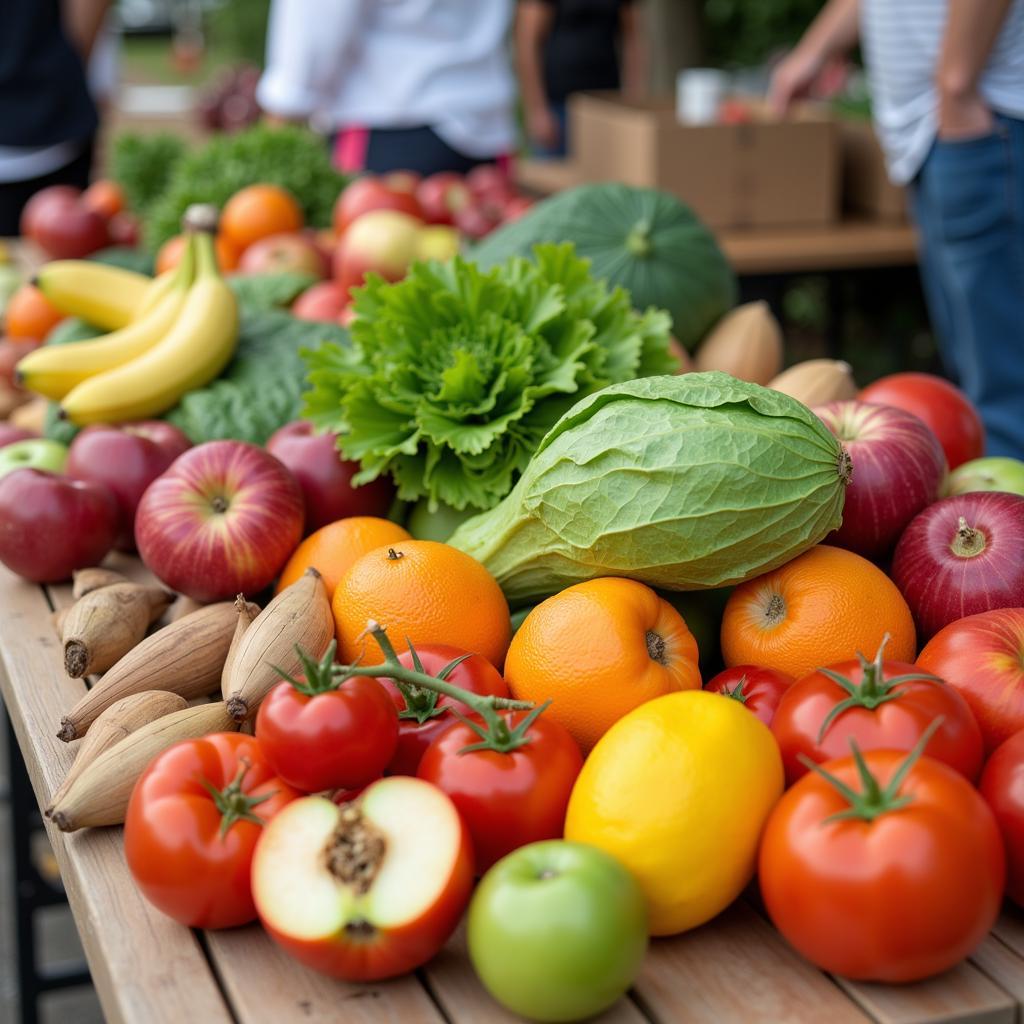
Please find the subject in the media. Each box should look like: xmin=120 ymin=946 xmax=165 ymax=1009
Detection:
xmin=424 ymin=924 xmax=648 ymax=1023
xmin=634 ymin=901 xmax=870 ymax=1024
xmin=0 ymin=564 xmax=233 ymax=1024
xmin=204 ymin=925 xmax=446 ymax=1024
xmin=970 ymin=934 xmax=1024 ymax=1006
xmin=992 ymin=907 xmax=1024 ymax=956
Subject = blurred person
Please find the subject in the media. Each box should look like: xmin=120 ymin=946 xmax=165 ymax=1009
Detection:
xmin=0 ymin=0 xmax=109 ymax=235
xmin=771 ymin=0 xmax=1024 ymax=459
xmin=515 ymin=0 xmax=648 ymax=157
xmin=257 ymin=0 xmax=516 ymax=176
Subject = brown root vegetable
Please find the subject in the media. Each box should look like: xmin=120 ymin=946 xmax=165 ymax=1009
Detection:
xmin=46 ymin=690 xmax=187 ymax=814
xmin=168 ymin=594 xmax=205 ymax=623
xmin=9 ymin=396 xmax=48 ymax=433
xmin=221 ymin=594 xmax=260 ymax=692
xmin=50 ymin=701 xmax=237 ymax=831
xmin=222 ymin=568 xmax=333 ymax=722
xmin=768 ymin=359 xmax=858 ymax=406
xmin=57 ymin=600 xmax=257 ymax=742
xmin=694 ymin=301 xmax=784 ymax=385
xmin=51 ymin=607 xmax=69 ymax=640
xmin=63 ymin=582 xmax=174 ymax=678
xmin=71 ymin=567 xmax=128 ymax=599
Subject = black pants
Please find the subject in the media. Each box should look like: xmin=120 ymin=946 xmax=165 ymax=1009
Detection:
xmin=0 ymin=140 xmax=94 ymax=236
xmin=357 ymin=126 xmax=495 ymax=177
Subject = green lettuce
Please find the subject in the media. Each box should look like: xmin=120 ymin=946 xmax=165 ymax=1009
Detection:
xmin=302 ymin=244 xmax=674 ymax=512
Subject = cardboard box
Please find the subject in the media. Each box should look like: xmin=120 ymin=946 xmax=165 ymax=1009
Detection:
xmin=567 ymin=92 xmax=840 ymax=229
xmin=840 ymin=119 xmax=907 ymax=222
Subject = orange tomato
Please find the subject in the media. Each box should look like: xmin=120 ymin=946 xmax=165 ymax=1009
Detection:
xmin=82 ymin=180 xmax=125 ymax=220
xmin=221 ymin=184 xmax=304 ymax=250
xmin=5 ymin=285 xmax=64 ymax=341
xmin=721 ymin=545 xmax=915 ymax=680
xmin=505 ymin=578 xmax=702 ymax=752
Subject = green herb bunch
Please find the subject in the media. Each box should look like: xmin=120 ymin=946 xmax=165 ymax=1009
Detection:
xmin=302 ymin=244 xmax=674 ymax=513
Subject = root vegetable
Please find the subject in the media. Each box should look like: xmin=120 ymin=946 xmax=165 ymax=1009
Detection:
xmin=51 ymin=607 xmax=69 ymax=639
xmin=46 ymin=690 xmax=187 ymax=813
xmin=50 ymin=701 xmax=237 ymax=831
xmin=63 ymin=582 xmax=173 ymax=677
xmin=168 ymin=595 xmax=205 ymax=622
xmin=768 ymin=360 xmax=857 ymax=406
xmin=71 ymin=567 xmax=128 ymax=599
xmin=221 ymin=594 xmax=259 ymax=691
xmin=694 ymin=301 xmax=783 ymax=385
xmin=58 ymin=599 xmax=257 ymax=741
xmin=222 ymin=568 xmax=333 ymax=722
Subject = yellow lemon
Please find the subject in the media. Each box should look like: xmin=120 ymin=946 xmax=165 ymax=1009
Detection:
xmin=564 ymin=689 xmax=783 ymax=936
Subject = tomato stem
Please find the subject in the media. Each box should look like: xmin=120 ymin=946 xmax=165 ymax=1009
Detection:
xmin=201 ymin=759 xmax=275 ymax=839
xmin=722 ymin=676 xmax=749 ymax=704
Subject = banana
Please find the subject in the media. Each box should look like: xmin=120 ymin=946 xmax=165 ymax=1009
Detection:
xmin=16 ymin=249 xmax=195 ymax=401
xmin=133 ymin=269 xmax=177 ymax=319
xmin=60 ymin=232 xmax=238 ymax=425
xmin=35 ymin=262 xmax=152 ymax=330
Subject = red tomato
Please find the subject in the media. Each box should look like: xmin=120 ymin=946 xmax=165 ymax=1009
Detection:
xmin=916 ymin=608 xmax=1024 ymax=754
xmin=759 ymin=746 xmax=1005 ymax=981
xmin=376 ymin=644 xmax=510 ymax=775
xmin=772 ymin=655 xmax=983 ymax=785
xmin=859 ymin=372 xmax=984 ymax=470
xmin=255 ymin=645 xmax=398 ymax=793
xmin=980 ymin=729 xmax=1024 ymax=907
xmin=124 ymin=733 xmax=300 ymax=928
xmin=705 ymin=665 xmax=794 ymax=726
xmin=417 ymin=710 xmax=583 ymax=871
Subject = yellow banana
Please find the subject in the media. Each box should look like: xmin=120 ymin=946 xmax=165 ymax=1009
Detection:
xmin=133 ymin=269 xmax=178 ymax=319
xmin=16 ymin=248 xmax=195 ymax=401
xmin=60 ymin=233 xmax=238 ymax=425
xmin=35 ymin=261 xmax=151 ymax=329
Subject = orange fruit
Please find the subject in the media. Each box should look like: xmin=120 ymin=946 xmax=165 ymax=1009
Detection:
xmin=332 ymin=540 xmax=510 ymax=669
xmin=155 ymin=233 xmax=240 ymax=276
xmin=721 ymin=544 xmax=916 ymax=680
xmin=221 ymin=184 xmax=303 ymax=250
xmin=276 ymin=516 xmax=411 ymax=598
xmin=82 ymin=179 xmax=124 ymax=219
xmin=5 ymin=284 xmax=64 ymax=340
xmin=505 ymin=578 xmax=701 ymax=752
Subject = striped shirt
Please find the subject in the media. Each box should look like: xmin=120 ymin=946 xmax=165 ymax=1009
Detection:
xmin=860 ymin=0 xmax=1024 ymax=184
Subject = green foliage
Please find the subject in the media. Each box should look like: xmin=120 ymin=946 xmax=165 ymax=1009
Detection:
xmin=303 ymin=244 xmax=675 ymax=513
xmin=702 ymin=0 xmax=822 ymax=67
xmin=207 ymin=0 xmax=272 ymax=66
xmin=228 ymin=272 xmax=320 ymax=312
xmin=144 ymin=124 xmax=347 ymax=251
xmin=90 ymin=247 xmax=155 ymax=275
xmin=111 ymin=133 xmax=187 ymax=221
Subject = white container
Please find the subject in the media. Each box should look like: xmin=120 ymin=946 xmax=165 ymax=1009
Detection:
xmin=676 ymin=69 xmax=730 ymax=125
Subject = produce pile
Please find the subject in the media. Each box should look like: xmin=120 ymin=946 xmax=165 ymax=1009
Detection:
xmin=3 ymin=146 xmax=1024 ymax=1021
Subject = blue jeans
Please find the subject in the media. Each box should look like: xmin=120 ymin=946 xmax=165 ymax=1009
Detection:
xmin=909 ymin=113 xmax=1024 ymax=459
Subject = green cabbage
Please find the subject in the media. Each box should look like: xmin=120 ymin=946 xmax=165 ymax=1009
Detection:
xmin=449 ymin=373 xmax=850 ymax=604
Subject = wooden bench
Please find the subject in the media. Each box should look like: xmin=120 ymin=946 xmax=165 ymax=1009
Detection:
xmin=2 ymin=557 xmax=1022 ymax=1024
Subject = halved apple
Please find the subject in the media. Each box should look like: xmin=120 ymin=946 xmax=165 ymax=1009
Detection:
xmin=252 ymin=777 xmax=474 ymax=981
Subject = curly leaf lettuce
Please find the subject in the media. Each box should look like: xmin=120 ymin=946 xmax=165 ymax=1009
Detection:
xmin=303 ymin=244 xmax=674 ymax=512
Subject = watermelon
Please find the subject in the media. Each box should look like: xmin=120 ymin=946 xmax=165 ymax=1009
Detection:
xmin=471 ymin=183 xmax=737 ymax=350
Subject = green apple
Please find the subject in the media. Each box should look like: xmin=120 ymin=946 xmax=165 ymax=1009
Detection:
xmin=0 ymin=439 xmax=68 ymax=479
xmin=467 ymin=840 xmax=648 ymax=1022
xmin=947 ymin=456 xmax=1024 ymax=497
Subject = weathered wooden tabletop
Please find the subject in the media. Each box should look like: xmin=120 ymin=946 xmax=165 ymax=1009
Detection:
xmin=2 ymin=557 xmax=1022 ymax=1024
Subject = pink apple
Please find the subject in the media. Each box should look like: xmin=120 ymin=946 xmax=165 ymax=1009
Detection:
xmin=416 ymin=173 xmax=472 ymax=226
xmin=292 ymin=282 xmax=348 ymax=323
xmin=332 ymin=178 xmax=423 ymax=236
xmin=135 ymin=440 xmax=304 ymax=602
xmin=30 ymin=196 xmax=109 ymax=259
xmin=0 ymin=469 xmax=118 ymax=582
xmin=333 ymin=210 xmax=422 ymax=298
xmin=453 ymin=203 xmax=499 ymax=241
xmin=0 ymin=425 xmax=37 ymax=448
xmin=238 ymin=233 xmax=326 ymax=278
xmin=466 ymin=164 xmax=512 ymax=205
xmin=266 ymin=421 xmax=395 ymax=533
xmin=67 ymin=421 xmax=192 ymax=551
xmin=500 ymin=195 xmax=536 ymax=223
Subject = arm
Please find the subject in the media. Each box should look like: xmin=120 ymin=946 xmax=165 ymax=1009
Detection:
xmin=63 ymin=0 xmax=111 ymax=62
xmin=619 ymin=2 xmax=649 ymax=99
xmin=936 ymin=0 xmax=1012 ymax=138
xmin=515 ymin=1 xmax=560 ymax=149
xmin=768 ymin=0 xmax=859 ymax=115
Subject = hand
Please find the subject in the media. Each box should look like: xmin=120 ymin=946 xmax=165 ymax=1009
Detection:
xmin=938 ymin=89 xmax=994 ymax=140
xmin=526 ymin=105 xmax=561 ymax=151
xmin=768 ymin=47 xmax=825 ymax=117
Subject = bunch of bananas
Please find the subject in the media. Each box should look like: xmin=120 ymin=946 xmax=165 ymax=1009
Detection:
xmin=17 ymin=210 xmax=238 ymax=426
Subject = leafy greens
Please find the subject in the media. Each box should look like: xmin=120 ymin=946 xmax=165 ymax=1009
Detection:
xmin=302 ymin=243 xmax=674 ymax=513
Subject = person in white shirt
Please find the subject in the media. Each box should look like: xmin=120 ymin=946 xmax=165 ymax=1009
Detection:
xmin=770 ymin=0 xmax=1024 ymax=460
xmin=256 ymin=0 xmax=517 ymax=176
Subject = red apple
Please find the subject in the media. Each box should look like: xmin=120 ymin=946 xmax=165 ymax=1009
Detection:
xmin=291 ymin=282 xmax=348 ymax=323
xmin=382 ymin=170 xmax=421 ymax=194
xmin=0 ymin=469 xmax=118 ymax=582
xmin=466 ymin=163 xmax=512 ymax=204
xmin=252 ymin=778 xmax=473 ymax=981
xmin=333 ymin=210 xmax=422 ymax=298
xmin=266 ymin=421 xmax=395 ymax=533
xmin=0 ymin=338 xmax=41 ymax=387
xmin=108 ymin=212 xmax=141 ymax=248
xmin=918 ymin=608 xmax=1024 ymax=753
xmin=135 ymin=440 xmax=304 ymax=602
xmin=332 ymin=177 xmax=423 ymax=236
xmin=892 ymin=491 xmax=1024 ymax=641
xmin=453 ymin=203 xmax=499 ymax=241
xmin=859 ymin=372 xmax=984 ymax=471
xmin=20 ymin=186 xmax=79 ymax=240
xmin=67 ymin=421 xmax=192 ymax=551
xmin=0 ymin=425 xmax=37 ymax=448
xmin=32 ymin=198 xmax=110 ymax=259
xmin=814 ymin=400 xmax=947 ymax=560
xmin=500 ymin=195 xmax=536 ymax=223
xmin=415 ymin=173 xmax=472 ymax=226
xmin=238 ymin=232 xmax=326 ymax=278
xmin=304 ymin=227 xmax=337 ymax=270
xmin=338 ymin=305 xmax=357 ymax=328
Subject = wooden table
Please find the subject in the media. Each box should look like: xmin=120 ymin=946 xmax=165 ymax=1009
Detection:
xmin=3 ymin=559 xmax=1024 ymax=1024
